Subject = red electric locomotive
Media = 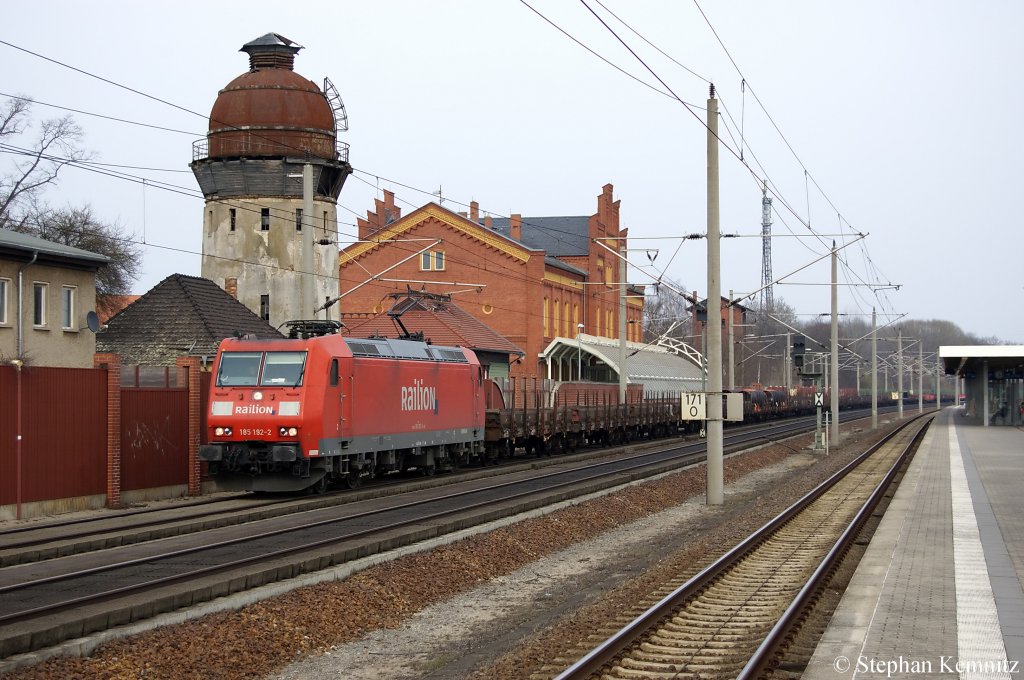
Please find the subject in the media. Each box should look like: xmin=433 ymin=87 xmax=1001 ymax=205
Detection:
xmin=200 ymin=321 xmax=486 ymax=492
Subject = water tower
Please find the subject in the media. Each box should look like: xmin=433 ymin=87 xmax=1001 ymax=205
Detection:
xmin=191 ymin=33 xmax=351 ymax=328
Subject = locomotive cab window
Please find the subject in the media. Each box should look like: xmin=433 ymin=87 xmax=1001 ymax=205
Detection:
xmin=261 ymin=352 xmax=307 ymax=386
xmin=216 ymin=351 xmax=307 ymax=387
xmin=217 ymin=352 xmax=262 ymax=386
xmin=329 ymin=358 xmax=339 ymax=386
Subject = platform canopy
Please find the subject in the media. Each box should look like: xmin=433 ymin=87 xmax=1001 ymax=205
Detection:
xmin=940 ymin=345 xmax=1024 ymax=378
xmin=540 ymin=333 xmax=704 ymax=393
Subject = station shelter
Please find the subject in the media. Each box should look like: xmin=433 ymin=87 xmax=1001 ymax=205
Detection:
xmin=940 ymin=345 xmax=1024 ymax=426
xmin=540 ymin=332 xmax=705 ymax=396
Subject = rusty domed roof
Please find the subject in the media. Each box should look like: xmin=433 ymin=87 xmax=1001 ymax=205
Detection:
xmin=205 ymin=33 xmax=336 ymax=160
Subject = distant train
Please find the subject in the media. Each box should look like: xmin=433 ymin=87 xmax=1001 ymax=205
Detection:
xmin=199 ymin=321 xmax=899 ymax=493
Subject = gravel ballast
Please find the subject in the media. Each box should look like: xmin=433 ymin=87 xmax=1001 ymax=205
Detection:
xmin=4 ymin=420 xmax=904 ymax=680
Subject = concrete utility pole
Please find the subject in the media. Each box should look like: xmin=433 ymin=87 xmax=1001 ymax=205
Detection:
xmin=706 ymin=85 xmax=724 ymax=506
xmin=785 ymin=331 xmax=792 ymax=392
xmin=871 ymin=308 xmax=878 ymax=429
xmin=830 ymin=242 xmax=839 ymax=445
xmin=918 ymin=342 xmax=924 ymax=413
xmin=897 ymin=332 xmax=904 ymax=419
xmin=728 ymin=289 xmax=735 ymax=391
xmin=618 ymin=243 xmax=628 ymax=404
xmin=301 ymin=162 xmax=315 ymax=318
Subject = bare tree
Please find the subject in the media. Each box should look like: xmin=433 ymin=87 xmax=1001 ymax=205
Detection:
xmin=28 ymin=205 xmax=142 ymax=296
xmin=2 ymin=97 xmax=140 ymax=295
xmin=642 ymin=278 xmax=694 ymax=344
xmin=0 ymin=96 xmax=90 ymax=229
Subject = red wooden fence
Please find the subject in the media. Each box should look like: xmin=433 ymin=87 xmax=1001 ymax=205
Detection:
xmin=120 ymin=388 xmax=189 ymax=491
xmin=0 ymin=365 xmax=107 ymax=506
xmin=1 ymin=356 xmax=205 ymax=517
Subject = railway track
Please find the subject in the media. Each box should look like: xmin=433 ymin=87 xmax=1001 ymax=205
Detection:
xmin=0 ymin=409 xmax=896 ymax=663
xmin=552 ymin=412 xmax=932 ymax=680
xmin=0 ymin=410 xmax=851 ymax=569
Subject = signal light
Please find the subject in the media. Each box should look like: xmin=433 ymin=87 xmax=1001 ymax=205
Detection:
xmin=792 ymin=335 xmax=806 ymax=368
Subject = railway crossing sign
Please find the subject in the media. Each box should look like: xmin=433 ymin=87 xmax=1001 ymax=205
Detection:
xmin=815 ymin=392 xmax=824 ymax=407
xmin=682 ymin=393 xmax=706 ymax=420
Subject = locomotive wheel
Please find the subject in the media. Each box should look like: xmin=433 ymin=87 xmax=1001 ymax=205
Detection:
xmin=345 ymin=472 xmax=362 ymax=489
xmin=309 ymin=475 xmax=327 ymax=495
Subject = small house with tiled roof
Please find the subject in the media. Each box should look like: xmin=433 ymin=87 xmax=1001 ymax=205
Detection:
xmin=339 ymin=184 xmax=644 ymax=380
xmin=342 ymin=290 xmax=524 ymax=378
xmin=96 ymin=274 xmax=282 ymax=367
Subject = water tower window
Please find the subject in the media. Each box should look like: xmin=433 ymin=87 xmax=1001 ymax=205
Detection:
xmin=229 ymin=208 xmax=237 ymax=232
xmin=261 ymin=208 xmax=270 ymax=231
xmin=260 ymin=294 xmax=270 ymax=321
xmin=295 ymin=208 xmax=303 ymax=231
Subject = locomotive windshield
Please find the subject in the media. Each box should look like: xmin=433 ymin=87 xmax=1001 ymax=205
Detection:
xmin=216 ymin=351 xmax=307 ymax=387
xmin=260 ymin=351 xmax=306 ymax=386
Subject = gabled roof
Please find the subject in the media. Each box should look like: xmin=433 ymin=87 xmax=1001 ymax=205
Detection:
xmin=341 ymin=203 xmax=537 ymax=266
xmin=342 ymin=295 xmax=524 ymax=357
xmin=96 ymin=274 xmax=282 ymax=365
xmin=0 ymin=228 xmax=110 ymax=269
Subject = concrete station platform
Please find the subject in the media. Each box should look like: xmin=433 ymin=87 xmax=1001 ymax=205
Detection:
xmin=805 ymin=408 xmax=1024 ymax=678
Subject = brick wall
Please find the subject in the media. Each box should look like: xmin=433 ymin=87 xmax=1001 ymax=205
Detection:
xmin=177 ymin=357 xmax=202 ymax=496
xmin=93 ymin=353 xmax=122 ymax=508
xmin=340 ymin=185 xmax=636 ymax=380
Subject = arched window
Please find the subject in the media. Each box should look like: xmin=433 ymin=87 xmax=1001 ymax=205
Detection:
xmin=543 ymin=298 xmax=549 ymax=337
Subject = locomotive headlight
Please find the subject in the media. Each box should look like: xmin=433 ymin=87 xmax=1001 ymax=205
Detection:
xmin=252 ymin=391 xmax=264 ymax=401
xmin=288 ymin=427 xmax=298 ymax=437
xmin=215 ymin=427 xmax=225 ymax=436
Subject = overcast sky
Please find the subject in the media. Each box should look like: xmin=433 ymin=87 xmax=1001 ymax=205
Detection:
xmin=4 ymin=1 xmax=1021 ymax=342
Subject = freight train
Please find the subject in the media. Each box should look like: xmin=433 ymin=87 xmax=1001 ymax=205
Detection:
xmin=199 ymin=321 xmax=895 ymax=493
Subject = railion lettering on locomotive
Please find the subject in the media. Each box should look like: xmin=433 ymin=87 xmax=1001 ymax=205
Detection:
xmin=401 ymin=379 xmax=438 ymax=414
xmin=234 ymin=404 xmax=276 ymax=415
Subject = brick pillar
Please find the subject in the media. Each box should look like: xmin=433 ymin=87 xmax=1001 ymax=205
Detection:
xmin=94 ymin=353 xmax=122 ymax=509
xmin=177 ymin=356 xmax=202 ymax=496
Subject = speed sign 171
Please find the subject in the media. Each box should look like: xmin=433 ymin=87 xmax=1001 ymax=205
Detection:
xmin=681 ymin=392 xmax=706 ymax=420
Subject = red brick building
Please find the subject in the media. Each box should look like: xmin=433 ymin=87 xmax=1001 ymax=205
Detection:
xmin=339 ymin=184 xmax=643 ymax=379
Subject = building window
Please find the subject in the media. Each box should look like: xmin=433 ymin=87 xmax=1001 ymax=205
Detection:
xmin=33 ymin=282 xmax=47 ymax=326
xmin=553 ymin=300 xmax=560 ymax=339
xmin=260 ymin=294 xmax=270 ymax=321
xmin=295 ymin=208 xmax=303 ymax=231
xmin=0 ymin=278 xmax=8 ymax=324
xmin=564 ymin=302 xmax=570 ymax=337
xmin=61 ymin=286 xmax=76 ymax=330
xmin=261 ymin=208 xmax=270 ymax=231
xmin=323 ymin=210 xmax=329 ymax=236
xmin=229 ymin=208 xmax=237 ymax=232
xmin=420 ymin=250 xmax=445 ymax=271
xmin=542 ymin=297 xmax=549 ymax=337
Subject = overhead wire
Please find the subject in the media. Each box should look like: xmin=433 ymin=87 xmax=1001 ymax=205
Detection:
xmin=1 ymin=27 xmax=885 ymax=328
